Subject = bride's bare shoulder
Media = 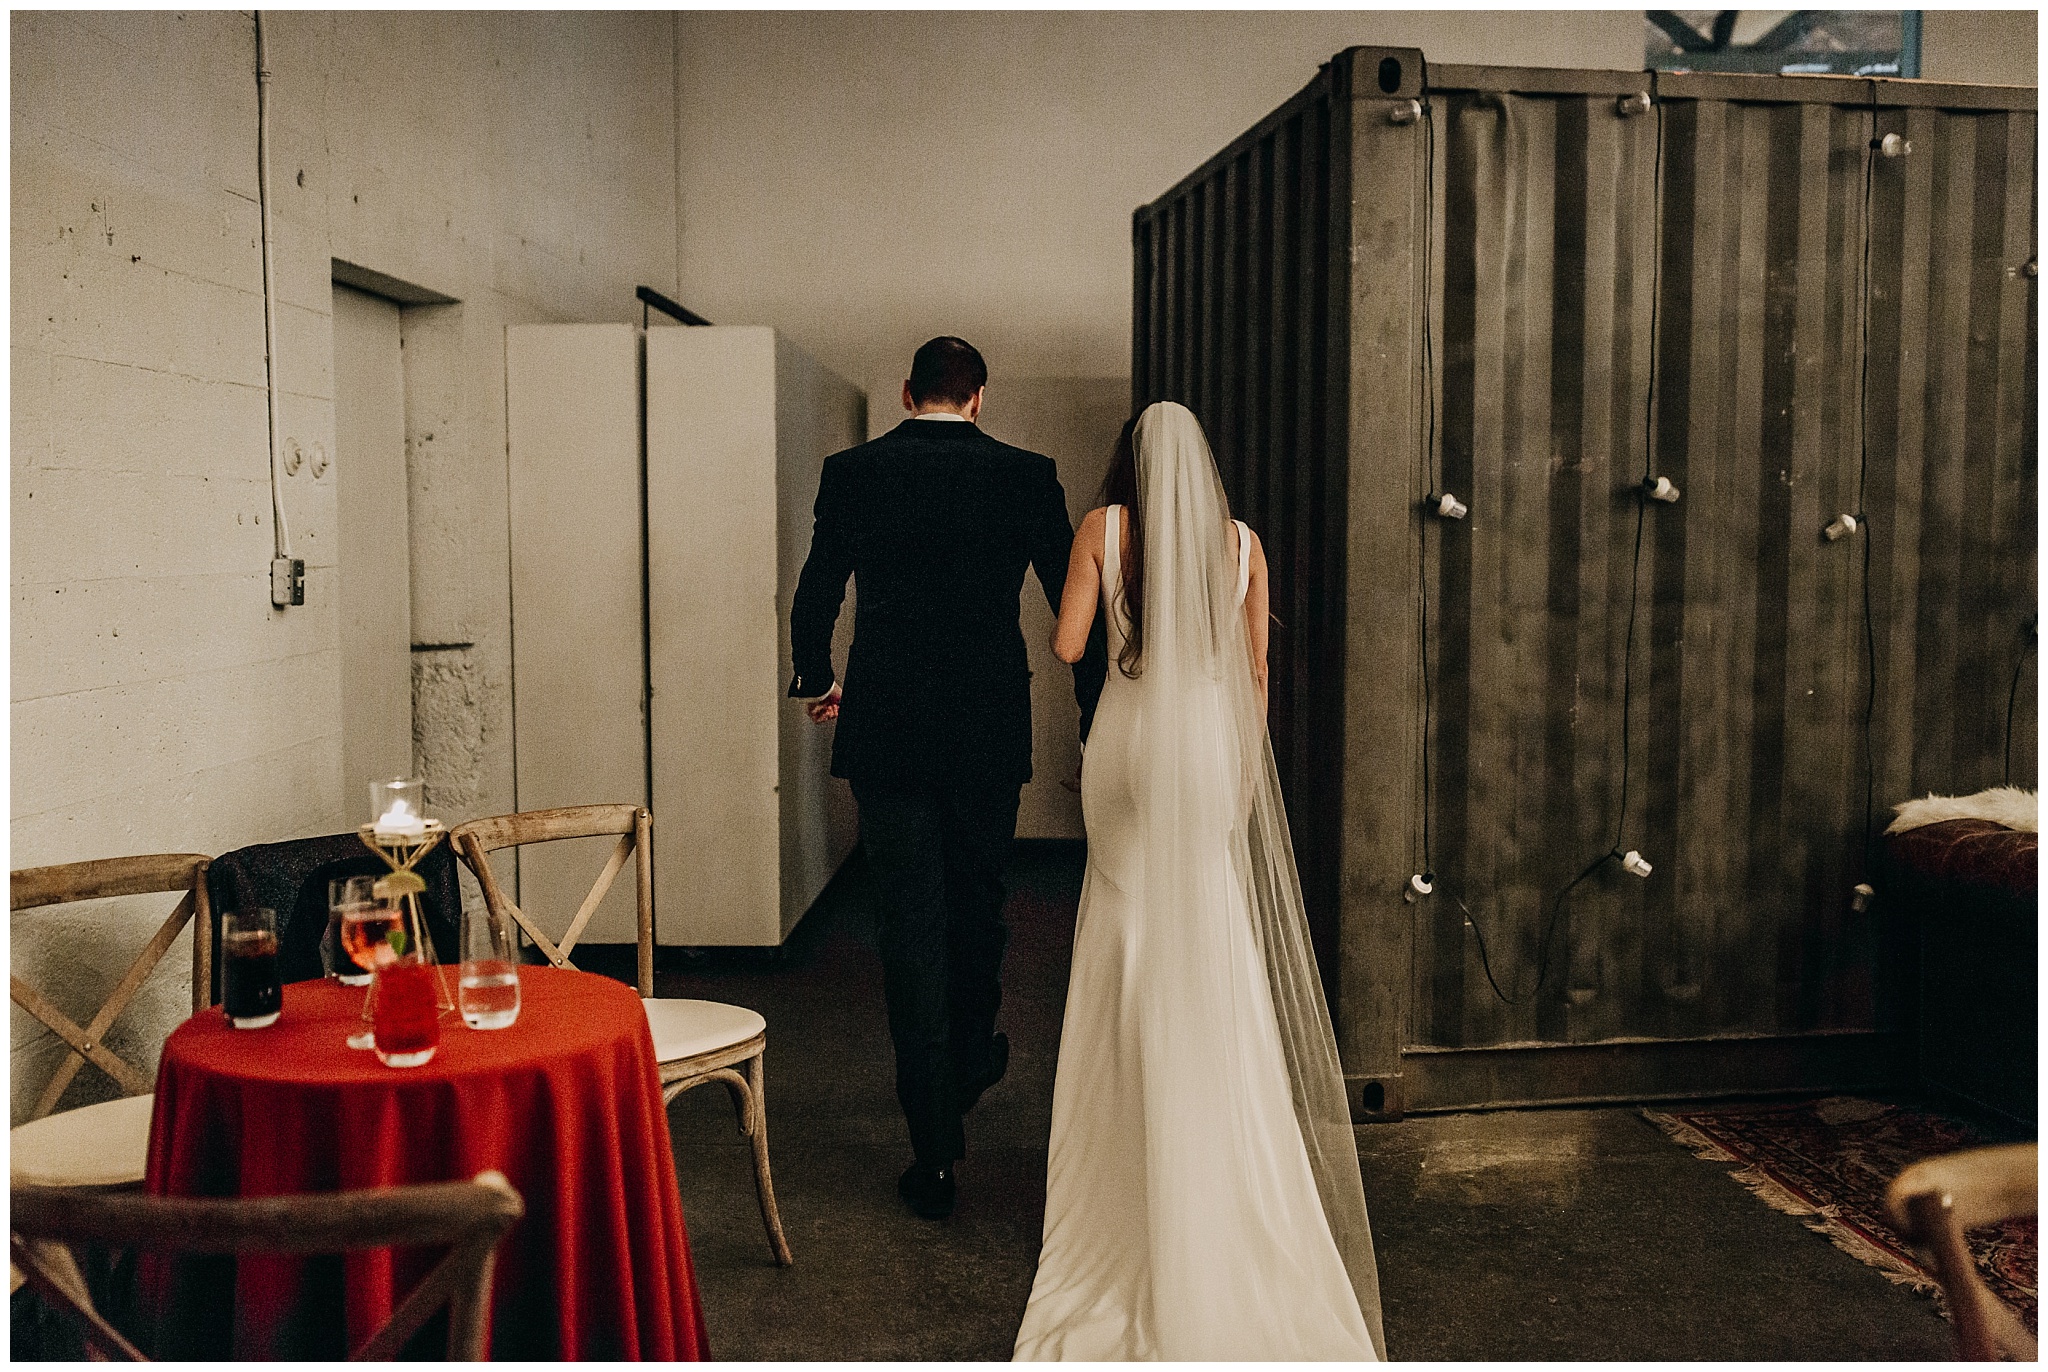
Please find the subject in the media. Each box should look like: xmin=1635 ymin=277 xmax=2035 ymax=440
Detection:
xmin=1078 ymin=506 xmax=1110 ymax=533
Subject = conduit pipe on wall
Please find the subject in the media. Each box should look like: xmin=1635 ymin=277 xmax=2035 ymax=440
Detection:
xmin=254 ymin=11 xmax=296 ymax=603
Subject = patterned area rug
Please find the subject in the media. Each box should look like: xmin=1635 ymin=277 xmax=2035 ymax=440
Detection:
xmin=1644 ymin=1097 xmax=2037 ymax=1334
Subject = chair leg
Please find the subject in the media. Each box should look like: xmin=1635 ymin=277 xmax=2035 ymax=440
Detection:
xmin=745 ymin=1051 xmax=793 ymax=1266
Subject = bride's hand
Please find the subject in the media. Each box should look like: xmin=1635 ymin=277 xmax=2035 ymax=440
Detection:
xmin=805 ymin=684 xmax=842 ymax=723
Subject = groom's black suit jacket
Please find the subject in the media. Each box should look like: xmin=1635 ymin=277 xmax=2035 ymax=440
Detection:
xmin=790 ymin=418 xmax=1107 ymax=789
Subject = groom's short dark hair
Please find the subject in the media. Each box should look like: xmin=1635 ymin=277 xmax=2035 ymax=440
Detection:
xmin=907 ymin=337 xmax=987 ymax=406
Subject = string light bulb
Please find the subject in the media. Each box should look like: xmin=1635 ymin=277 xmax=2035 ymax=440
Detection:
xmin=1404 ymin=872 xmax=1434 ymax=902
xmin=1824 ymin=513 xmax=1860 ymax=542
xmin=1642 ymin=475 xmax=1681 ymax=503
xmin=1428 ymin=492 xmax=1469 ymax=520
xmin=1851 ymin=882 xmax=1876 ymax=913
xmin=1620 ymin=850 xmax=1654 ymax=879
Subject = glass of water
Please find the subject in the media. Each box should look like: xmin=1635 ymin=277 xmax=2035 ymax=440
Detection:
xmin=458 ymin=902 xmax=521 ymax=1030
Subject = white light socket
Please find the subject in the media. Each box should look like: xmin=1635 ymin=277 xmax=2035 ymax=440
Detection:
xmin=1644 ymin=475 xmax=1681 ymax=503
xmin=1388 ymin=98 xmax=1422 ymax=126
xmin=1431 ymin=492 xmax=1469 ymax=520
xmin=1851 ymin=882 xmax=1876 ymax=913
xmin=1878 ymin=132 xmax=1912 ymax=159
xmin=1404 ymin=872 xmax=1434 ymax=902
xmin=1824 ymin=513 xmax=1859 ymax=542
xmin=1621 ymin=850 xmax=1653 ymax=879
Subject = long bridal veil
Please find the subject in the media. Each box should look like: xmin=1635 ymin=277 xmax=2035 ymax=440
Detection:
xmin=1126 ymin=401 xmax=1385 ymax=1358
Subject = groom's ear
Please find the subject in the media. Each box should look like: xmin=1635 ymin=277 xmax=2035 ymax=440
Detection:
xmin=964 ymin=387 xmax=985 ymax=422
xmin=901 ymin=381 xmax=916 ymax=414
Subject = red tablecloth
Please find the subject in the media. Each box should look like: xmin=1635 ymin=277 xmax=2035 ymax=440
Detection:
xmin=143 ymin=966 xmax=708 ymax=1360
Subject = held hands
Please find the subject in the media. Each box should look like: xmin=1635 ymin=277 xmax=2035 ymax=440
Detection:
xmin=805 ymin=684 xmax=843 ymax=723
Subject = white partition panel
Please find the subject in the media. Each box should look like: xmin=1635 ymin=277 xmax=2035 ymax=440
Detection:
xmin=505 ymin=324 xmax=646 ymax=945
xmin=647 ymin=327 xmax=861 ymax=944
xmin=770 ymin=335 xmax=864 ymax=933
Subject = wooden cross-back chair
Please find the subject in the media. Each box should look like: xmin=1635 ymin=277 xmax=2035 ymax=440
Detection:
xmin=11 ymin=1171 xmax=524 ymax=1361
xmin=453 ymin=803 xmax=654 ymax=995
xmin=451 ymin=804 xmax=792 ymax=1265
xmin=10 ymin=854 xmax=213 ymax=1189
xmin=1884 ymin=1143 xmax=2039 ymax=1361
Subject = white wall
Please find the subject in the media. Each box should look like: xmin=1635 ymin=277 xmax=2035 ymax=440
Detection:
xmin=1921 ymin=9 xmax=2038 ymax=88
xmin=10 ymin=11 xmax=680 ymax=1120
xmin=674 ymin=11 xmax=1648 ymax=835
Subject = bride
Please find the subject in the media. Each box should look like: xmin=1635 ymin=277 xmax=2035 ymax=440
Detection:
xmin=1013 ymin=402 xmax=1385 ymax=1361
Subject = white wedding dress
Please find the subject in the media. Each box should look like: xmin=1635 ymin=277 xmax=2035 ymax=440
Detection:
xmin=1014 ymin=403 xmax=1384 ymax=1362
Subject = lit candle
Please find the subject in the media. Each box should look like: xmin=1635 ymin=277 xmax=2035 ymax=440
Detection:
xmin=373 ymin=797 xmax=428 ymax=839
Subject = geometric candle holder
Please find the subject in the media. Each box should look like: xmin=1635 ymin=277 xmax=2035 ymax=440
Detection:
xmin=358 ymin=777 xmax=454 ymax=1012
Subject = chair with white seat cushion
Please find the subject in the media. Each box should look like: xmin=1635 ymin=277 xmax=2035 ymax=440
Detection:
xmin=451 ymin=804 xmax=791 ymax=1266
xmin=1885 ymin=1143 xmax=2038 ymax=1361
xmin=10 ymin=853 xmax=213 ymax=1191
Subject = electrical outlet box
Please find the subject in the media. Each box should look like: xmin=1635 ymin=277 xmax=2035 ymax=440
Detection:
xmin=270 ymin=556 xmax=304 ymax=607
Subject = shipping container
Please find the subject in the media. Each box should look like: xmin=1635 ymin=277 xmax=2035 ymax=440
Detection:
xmin=1133 ymin=48 xmax=2036 ymax=1114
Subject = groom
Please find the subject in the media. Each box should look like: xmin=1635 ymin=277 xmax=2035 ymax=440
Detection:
xmin=790 ymin=336 xmax=1106 ymax=1219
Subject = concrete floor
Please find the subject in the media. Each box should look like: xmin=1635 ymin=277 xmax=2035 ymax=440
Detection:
xmin=650 ymin=844 xmax=1959 ymax=1361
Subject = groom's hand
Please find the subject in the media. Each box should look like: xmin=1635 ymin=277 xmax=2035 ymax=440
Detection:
xmin=805 ymin=683 xmax=843 ymax=723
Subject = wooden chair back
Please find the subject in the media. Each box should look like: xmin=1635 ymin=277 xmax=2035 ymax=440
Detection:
xmin=11 ymin=1171 xmax=524 ymax=1360
xmin=450 ymin=805 xmax=654 ymax=997
xmin=1884 ymin=1143 xmax=2038 ymax=1361
xmin=10 ymin=854 xmax=213 ymax=1120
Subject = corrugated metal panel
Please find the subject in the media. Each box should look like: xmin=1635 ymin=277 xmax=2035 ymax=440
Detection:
xmin=1132 ymin=53 xmax=1363 ymax=977
xmin=1412 ymin=79 xmax=1663 ymax=1052
xmin=1413 ymin=71 xmax=2038 ymax=1058
xmin=1135 ymin=50 xmax=2036 ymax=1107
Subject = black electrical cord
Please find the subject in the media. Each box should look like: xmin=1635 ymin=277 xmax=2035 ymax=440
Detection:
xmin=1409 ymin=98 xmax=1528 ymax=1008
xmin=1855 ymin=88 xmax=1881 ymax=872
xmin=1516 ymin=92 xmax=1668 ymax=1002
xmin=1448 ymin=886 xmax=1515 ymax=1005
xmin=2007 ymin=618 xmax=2037 ymax=786
xmin=1417 ymin=94 xmax=1663 ymax=1008
xmin=1418 ymin=96 xmax=1439 ymax=877
xmin=1613 ymin=95 xmax=1665 ymax=856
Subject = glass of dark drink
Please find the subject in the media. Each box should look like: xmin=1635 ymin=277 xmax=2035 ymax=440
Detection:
xmin=222 ymin=907 xmax=283 ymax=1029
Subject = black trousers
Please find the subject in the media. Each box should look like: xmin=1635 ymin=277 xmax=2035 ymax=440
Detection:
xmin=852 ymin=775 xmax=1021 ymax=1165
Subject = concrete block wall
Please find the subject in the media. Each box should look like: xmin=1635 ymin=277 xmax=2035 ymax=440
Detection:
xmin=10 ymin=11 xmax=680 ymax=1122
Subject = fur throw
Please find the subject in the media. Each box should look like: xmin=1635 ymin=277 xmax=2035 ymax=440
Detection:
xmin=1887 ymin=786 xmax=2037 ymax=835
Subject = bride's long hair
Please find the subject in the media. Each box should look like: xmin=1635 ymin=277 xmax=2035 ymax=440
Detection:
xmin=1099 ymin=416 xmax=1146 ymax=678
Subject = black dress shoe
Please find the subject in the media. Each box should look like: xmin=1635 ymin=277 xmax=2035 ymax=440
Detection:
xmin=954 ymin=1032 xmax=1010 ymax=1115
xmin=898 ymin=1162 xmax=956 ymax=1220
